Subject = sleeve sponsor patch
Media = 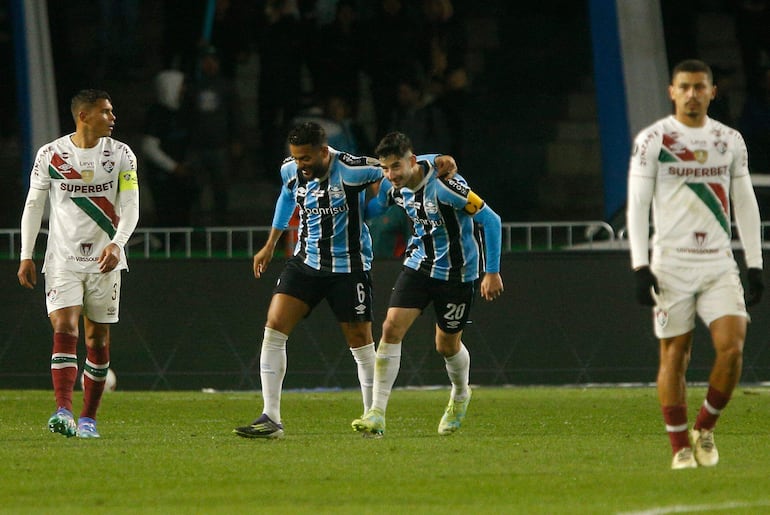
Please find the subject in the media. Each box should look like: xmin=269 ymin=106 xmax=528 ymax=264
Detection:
xmin=442 ymin=176 xmax=470 ymax=196
xmin=119 ymin=170 xmax=139 ymax=191
xmin=339 ymin=152 xmax=379 ymax=167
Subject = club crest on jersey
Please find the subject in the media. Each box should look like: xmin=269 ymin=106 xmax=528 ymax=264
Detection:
xmin=424 ymin=200 xmax=438 ymax=214
xmin=714 ymin=140 xmax=727 ymax=154
xmin=328 ymin=185 xmax=344 ymax=199
xmin=102 ymin=160 xmax=115 ymax=173
xmin=80 ymin=242 xmax=94 ymax=256
xmin=46 ymin=288 xmax=58 ymax=302
xmin=693 ymin=150 xmax=708 ymax=164
xmin=669 ymin=139 xmax=687 ymax=155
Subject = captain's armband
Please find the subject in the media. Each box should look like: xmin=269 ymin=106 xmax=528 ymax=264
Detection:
xmin=119 ymin=170 xmax=138 ymax=191
xmin=464 ymin=191 xmax=485 ymax=215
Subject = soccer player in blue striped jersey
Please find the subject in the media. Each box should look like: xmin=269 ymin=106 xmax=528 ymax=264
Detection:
xmin=234 ymin=122 xmax=457 ymax=438
xmin=352 ymin=131 xmax=504 ymax=438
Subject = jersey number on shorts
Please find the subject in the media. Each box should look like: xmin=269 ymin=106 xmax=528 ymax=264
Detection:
xmin=443 ymin=303 xmax=467 ymax=321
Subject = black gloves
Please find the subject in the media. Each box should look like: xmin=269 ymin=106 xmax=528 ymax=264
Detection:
xmin=746 ymin=268 xmax=764 ymax=307
xmin=634 ymin=266 xmax=659 ymax=306
xmin=633 ymin=266 xmax=763 ymax=307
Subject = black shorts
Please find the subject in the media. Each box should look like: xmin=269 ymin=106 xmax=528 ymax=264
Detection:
xmin=274 ymin=257 xmax=373 ymax=323
xmin=388 ymin=267 xmax=475 ymax=334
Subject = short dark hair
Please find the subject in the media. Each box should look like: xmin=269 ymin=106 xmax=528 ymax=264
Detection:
xmin=671 ymin=59 xmax=713 ymax=84
xmin=70 ymin=89 xmax=111 ymax=121
xmin=287 ymin=122 xmax=327 ymax=146
xmin=375 ymin=131 xmax=413 ymax=158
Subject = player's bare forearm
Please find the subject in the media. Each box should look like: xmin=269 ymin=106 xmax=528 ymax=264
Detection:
xmin=480 ymin=273 xmax=504 ymax=301
xmin=17 ymin=259 xmax=37 ymax=289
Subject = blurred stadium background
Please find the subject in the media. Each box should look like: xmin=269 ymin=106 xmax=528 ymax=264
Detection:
xmin=2 ymin=0 xmax=769 ymax=389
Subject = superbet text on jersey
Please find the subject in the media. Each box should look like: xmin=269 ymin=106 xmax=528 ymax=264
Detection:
xmin=30 ymin=134 xmax=138 ymax=273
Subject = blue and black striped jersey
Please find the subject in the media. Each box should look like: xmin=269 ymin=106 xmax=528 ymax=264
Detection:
xmin=378 ymin=157 xmax=487 ymax=282
xmin=272 ymin=148 xmax=383 ymax=273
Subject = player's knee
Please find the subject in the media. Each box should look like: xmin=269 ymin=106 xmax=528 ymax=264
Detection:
xmin=381 ymin=319 xmax=405 ymax=343
xmin=434 ymin=334 xmax=461 ymax=356
xmin=716 ymin=340 xmax=744 ymax=362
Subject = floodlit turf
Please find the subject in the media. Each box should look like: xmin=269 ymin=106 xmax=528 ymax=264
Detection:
xmin=1 ymin=386 xmax=770 ymax=514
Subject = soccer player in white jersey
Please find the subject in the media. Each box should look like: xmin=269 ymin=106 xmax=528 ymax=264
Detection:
xmin=627 ymin=60 xmax=764 ymax=469
xmin=17 ymin=89 xmax=140 ymax=438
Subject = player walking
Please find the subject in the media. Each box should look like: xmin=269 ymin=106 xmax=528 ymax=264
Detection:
xmin=352 ymin=131 xmax=503 ymax=437
xmin=233 ymin=122 xmax=456 ymax=438
xmin=627 ymin=59 xmax=764 ymax=469
xmin=17 ymin=89 xmax=140 ymax=438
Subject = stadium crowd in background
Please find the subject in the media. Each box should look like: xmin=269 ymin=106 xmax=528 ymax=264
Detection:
xmin=157 ymin=0 xmax=467 ymax=169
xmin=185 ymin=45 xmax=244 ymax=225
xmin=141 ymin=69 xmax=197 ymax=229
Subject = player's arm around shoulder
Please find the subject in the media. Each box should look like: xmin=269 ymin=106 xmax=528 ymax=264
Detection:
xmin=425 ymin=154 xmax=458 ymax=179
xmin=365 ymin=178 xmax=393 ymax=221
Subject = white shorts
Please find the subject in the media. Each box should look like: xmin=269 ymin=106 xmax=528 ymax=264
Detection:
xmin=650 ymin=262 xmax=748 ymax=338
xmin=44 ymin=268 xmax=122 ymax=323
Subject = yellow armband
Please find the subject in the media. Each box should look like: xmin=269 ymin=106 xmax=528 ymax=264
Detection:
xmin=464 ymin=191 xmax=485 ymax=214
xmin=119 ymin=170 xmax=138 ymax=191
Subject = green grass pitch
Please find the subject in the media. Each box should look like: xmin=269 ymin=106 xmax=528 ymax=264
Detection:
xmin=1 ymin=386 xmax=770 ymax=514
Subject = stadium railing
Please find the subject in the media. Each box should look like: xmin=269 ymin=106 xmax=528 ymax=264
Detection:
xmin=7 ymin=221 xmax=770 ymax=259
xmin=0 ymin=221 xmax=620 ymax=260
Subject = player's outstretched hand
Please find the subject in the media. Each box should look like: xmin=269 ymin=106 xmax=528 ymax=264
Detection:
xmin=746 ymin=267 xmax=764 ymax=306
xmin=634 ymin=266 xmax=659 ymax=306
xmin=17 ymin=259 xmax=37 ymax=289
xmin=481 ymin=272 xmax=504 ymax=301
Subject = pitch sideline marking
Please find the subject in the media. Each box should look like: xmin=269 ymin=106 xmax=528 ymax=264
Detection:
xmin=618 ymin=500 xmax=770 ymax=515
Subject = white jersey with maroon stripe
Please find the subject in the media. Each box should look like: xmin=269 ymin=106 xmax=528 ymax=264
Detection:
xmin=628 ymin=115 xmax=749 ymax=267
xmin=29 ymin=134 xmax=137 ymax=273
